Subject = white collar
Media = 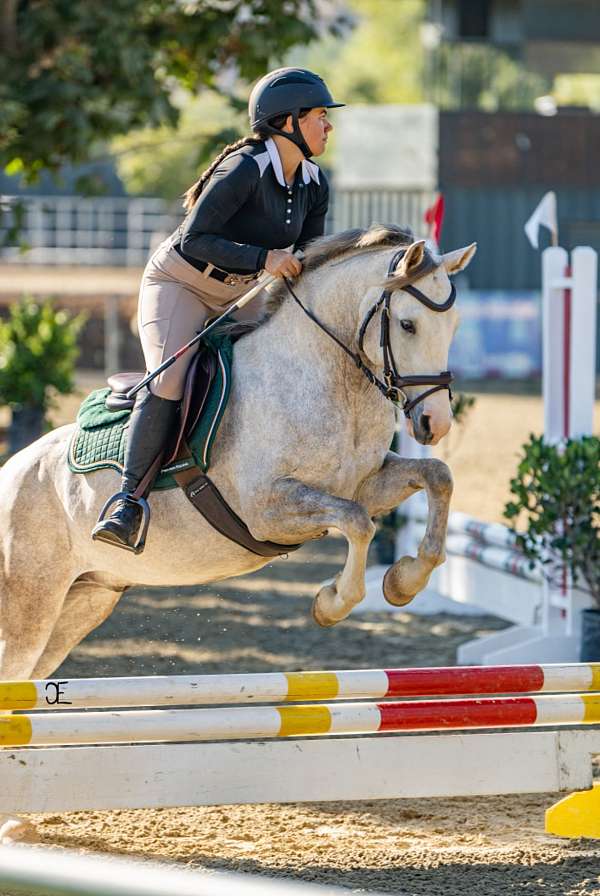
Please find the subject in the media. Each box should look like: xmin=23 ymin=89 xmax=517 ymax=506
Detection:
xmin=265 ymin=137 xmax=320 ymax=187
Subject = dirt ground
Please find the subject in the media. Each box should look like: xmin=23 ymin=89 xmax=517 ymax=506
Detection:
xmin=10 ymin=382 xmax=600 ymax=895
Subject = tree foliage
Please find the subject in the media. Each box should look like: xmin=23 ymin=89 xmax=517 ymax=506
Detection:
xmin=287 ymin=0 xmax=427 ymax=105
xmin=554 ymin=74 xmax=600 ymax=112
xmin=428 ymin=44 xmax=550 ymax=111
xmin=112 ymin=91 xmax=246 ymax=201
xmin=113 ymin=0 xmax=428 ymax=198
xmin=0 ymin=0 xmax=327 ymax=185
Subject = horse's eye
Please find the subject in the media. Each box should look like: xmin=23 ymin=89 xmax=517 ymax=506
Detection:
xmin=400 ymin=319 xmax=415 ymax=334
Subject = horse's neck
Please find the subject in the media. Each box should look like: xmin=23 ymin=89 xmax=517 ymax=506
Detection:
xmin=245 ymin=272 xmax=394 ymax=431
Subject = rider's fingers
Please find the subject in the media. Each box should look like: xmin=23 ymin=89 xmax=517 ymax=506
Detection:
xmin=271 ymin=255 xmax=303 ymax=278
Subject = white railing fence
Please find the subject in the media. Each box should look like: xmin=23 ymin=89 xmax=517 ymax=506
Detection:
xmin=331 ymin=188 xmax=435 ymax=235
xmin=0 ymin=189 xmax=433 ymax=267
xmin=0 ymin=196 xmax=180 ymax=266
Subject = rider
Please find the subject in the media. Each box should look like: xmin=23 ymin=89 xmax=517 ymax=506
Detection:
xmin=92 ymin=67 xmax=344 ymax=553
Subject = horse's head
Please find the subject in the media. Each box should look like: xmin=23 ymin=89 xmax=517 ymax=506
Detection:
xmin=358 ymin=239 xmax=477 ymax=445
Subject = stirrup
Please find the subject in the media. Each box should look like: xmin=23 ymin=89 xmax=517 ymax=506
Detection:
xmin=92 ymin=491 xmax=151 ymax=554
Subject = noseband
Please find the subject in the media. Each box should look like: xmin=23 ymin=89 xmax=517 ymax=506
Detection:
xmin=283 ymin=246 xmax=456 ymax=418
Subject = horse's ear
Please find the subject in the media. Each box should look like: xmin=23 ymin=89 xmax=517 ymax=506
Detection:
xmin=442 ymin=243 xmax=477 ymax=274
xmin=394 ymin=240 xmax=426 ymax=277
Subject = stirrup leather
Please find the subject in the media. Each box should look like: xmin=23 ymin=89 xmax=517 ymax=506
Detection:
xmin=92 ymin=491 xmax=150 ymax=554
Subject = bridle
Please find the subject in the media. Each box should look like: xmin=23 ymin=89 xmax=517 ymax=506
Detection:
xmin=283 ymin=246 xmax=456 ymax=418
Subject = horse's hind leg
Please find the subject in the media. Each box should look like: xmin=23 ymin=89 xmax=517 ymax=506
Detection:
xmin=0 ymin=567 xmax=75 ymax=844
xmin=31 ymin=574 xmax=126 ymax=679
xmin=0 ymin=574 xmax=126 ymax=844
xmin=0 ymin=568 xmax=75 ymax=681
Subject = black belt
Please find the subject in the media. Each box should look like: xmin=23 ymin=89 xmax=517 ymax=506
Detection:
xmin=174 ymin=244 xmax=255 ymax=284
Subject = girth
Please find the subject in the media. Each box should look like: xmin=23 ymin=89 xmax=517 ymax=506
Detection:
xmin=173 ymin=446 xmax=301 ymax=558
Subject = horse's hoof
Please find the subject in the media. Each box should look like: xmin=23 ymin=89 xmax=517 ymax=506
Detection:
xmin=383 ymin=561 xmax=419 ymax=607
xmin=311 ymin=584 xmax=339 ymax=627
xmin=0 ymin=816 xmax=37 ymax=844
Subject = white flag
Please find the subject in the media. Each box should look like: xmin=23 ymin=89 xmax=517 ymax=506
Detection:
xmin=524 ymin=191 xmax=558 ymax=249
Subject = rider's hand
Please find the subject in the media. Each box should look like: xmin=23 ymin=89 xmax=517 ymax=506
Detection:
xmin=265 ymin=249 xmax=303 ymax=278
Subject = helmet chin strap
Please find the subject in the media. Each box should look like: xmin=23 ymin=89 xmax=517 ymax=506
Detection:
xmin=263 ymin=110 xmax=313 ymax=158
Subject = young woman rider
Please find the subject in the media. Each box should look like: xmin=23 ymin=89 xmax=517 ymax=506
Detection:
xmin=92 ymin=67 xmax=344 ymax=552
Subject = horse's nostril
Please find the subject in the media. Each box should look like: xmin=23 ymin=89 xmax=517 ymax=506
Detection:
xmin=420 ymin=414 xmax=431 ymax=435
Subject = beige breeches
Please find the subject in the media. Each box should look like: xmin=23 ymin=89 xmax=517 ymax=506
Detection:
xmin=138 ymin=240 xmax=262 ymax=400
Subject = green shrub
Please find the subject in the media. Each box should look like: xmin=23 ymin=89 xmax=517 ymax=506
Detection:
xmin=0 ymin=297 xmax=86 ymax=411
xmin=504 ymin=434 xmax=600 ymax=607
xmin=451 ymin=391 xmax=476 ymax=426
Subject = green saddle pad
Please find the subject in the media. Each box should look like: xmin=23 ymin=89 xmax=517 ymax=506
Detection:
xmin=68 ymin=334 xmax=233 ymax=491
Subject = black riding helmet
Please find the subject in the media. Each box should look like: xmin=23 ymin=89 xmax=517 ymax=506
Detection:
xmin=249 ymin=67 xmax=345 ymax=159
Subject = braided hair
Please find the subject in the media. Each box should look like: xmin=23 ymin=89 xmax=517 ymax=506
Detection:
xmin=182 ymin=110 xmax=310 ymax=214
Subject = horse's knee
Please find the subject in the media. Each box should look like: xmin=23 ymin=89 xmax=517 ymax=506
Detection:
xmin=347 ymin=506 xmax=376 ymax=544
xmin=426 ymin=458 xmax=453 ymax=496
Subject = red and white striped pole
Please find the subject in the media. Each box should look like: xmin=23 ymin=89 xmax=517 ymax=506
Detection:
xmin=2 ymin=692 xmax=600 ymax=748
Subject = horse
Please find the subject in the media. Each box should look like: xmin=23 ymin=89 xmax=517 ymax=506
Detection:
xmin=0 ymin=224 xmax=476 ymax=841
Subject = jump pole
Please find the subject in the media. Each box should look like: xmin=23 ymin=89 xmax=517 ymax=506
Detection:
xmin=2 ymin=666 xmax=600 ymax=836
xmin=2 ymin=663 xmax=600 ymax=711
xmin=402 ymin=508 xmax=593 ymax=638
xmin=2 ymin=693 xmax=600 ymax=748
xmin=0 ymin=844 xmax=355 ymax=896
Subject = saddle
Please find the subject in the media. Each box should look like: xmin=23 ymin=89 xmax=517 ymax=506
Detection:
xmin=103 ymin=347 xmax=300 ymax=559
xmin=105 ymin=347 xmax=216 ymax=471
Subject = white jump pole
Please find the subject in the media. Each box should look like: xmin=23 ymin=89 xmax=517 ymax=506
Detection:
xmin=0 ymin=845 xmax=352 ymax=896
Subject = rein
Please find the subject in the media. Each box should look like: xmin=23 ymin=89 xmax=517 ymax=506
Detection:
xmin=283 ymin=247 xmax=456 ymax=417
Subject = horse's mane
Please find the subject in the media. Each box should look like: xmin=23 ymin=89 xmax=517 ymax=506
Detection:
xmin=300 ymin=222 xmax=414 ymax=273
xmin=221 ymin=223 xmax=415 ymax=338
xmin=265 ymin=222 xmax=415 ymax=314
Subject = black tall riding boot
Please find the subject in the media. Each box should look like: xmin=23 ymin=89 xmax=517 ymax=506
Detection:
xmin=92 ymin=387 xmax=179 ymax=553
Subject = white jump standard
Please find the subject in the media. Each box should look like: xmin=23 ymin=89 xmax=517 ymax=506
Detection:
xmin=373 ymin=244 xmax=598 ymax=664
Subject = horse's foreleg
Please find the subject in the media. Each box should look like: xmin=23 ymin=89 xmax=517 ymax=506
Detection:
xmin=255 ymin=478 xmax=375 ymax=627
xmin=356 ymin=451 xmax=453 ymax=607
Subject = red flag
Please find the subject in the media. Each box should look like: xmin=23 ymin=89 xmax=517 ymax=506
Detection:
xmin=424 ymin=194 xmax=445 ymax=247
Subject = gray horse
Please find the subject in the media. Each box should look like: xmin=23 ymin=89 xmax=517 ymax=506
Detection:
xmin=0 ymin=224 xmax=475 ymax=841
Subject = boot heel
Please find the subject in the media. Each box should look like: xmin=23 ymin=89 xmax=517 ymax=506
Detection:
xmin=92 ymin=492 xmax=150 ymax=554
